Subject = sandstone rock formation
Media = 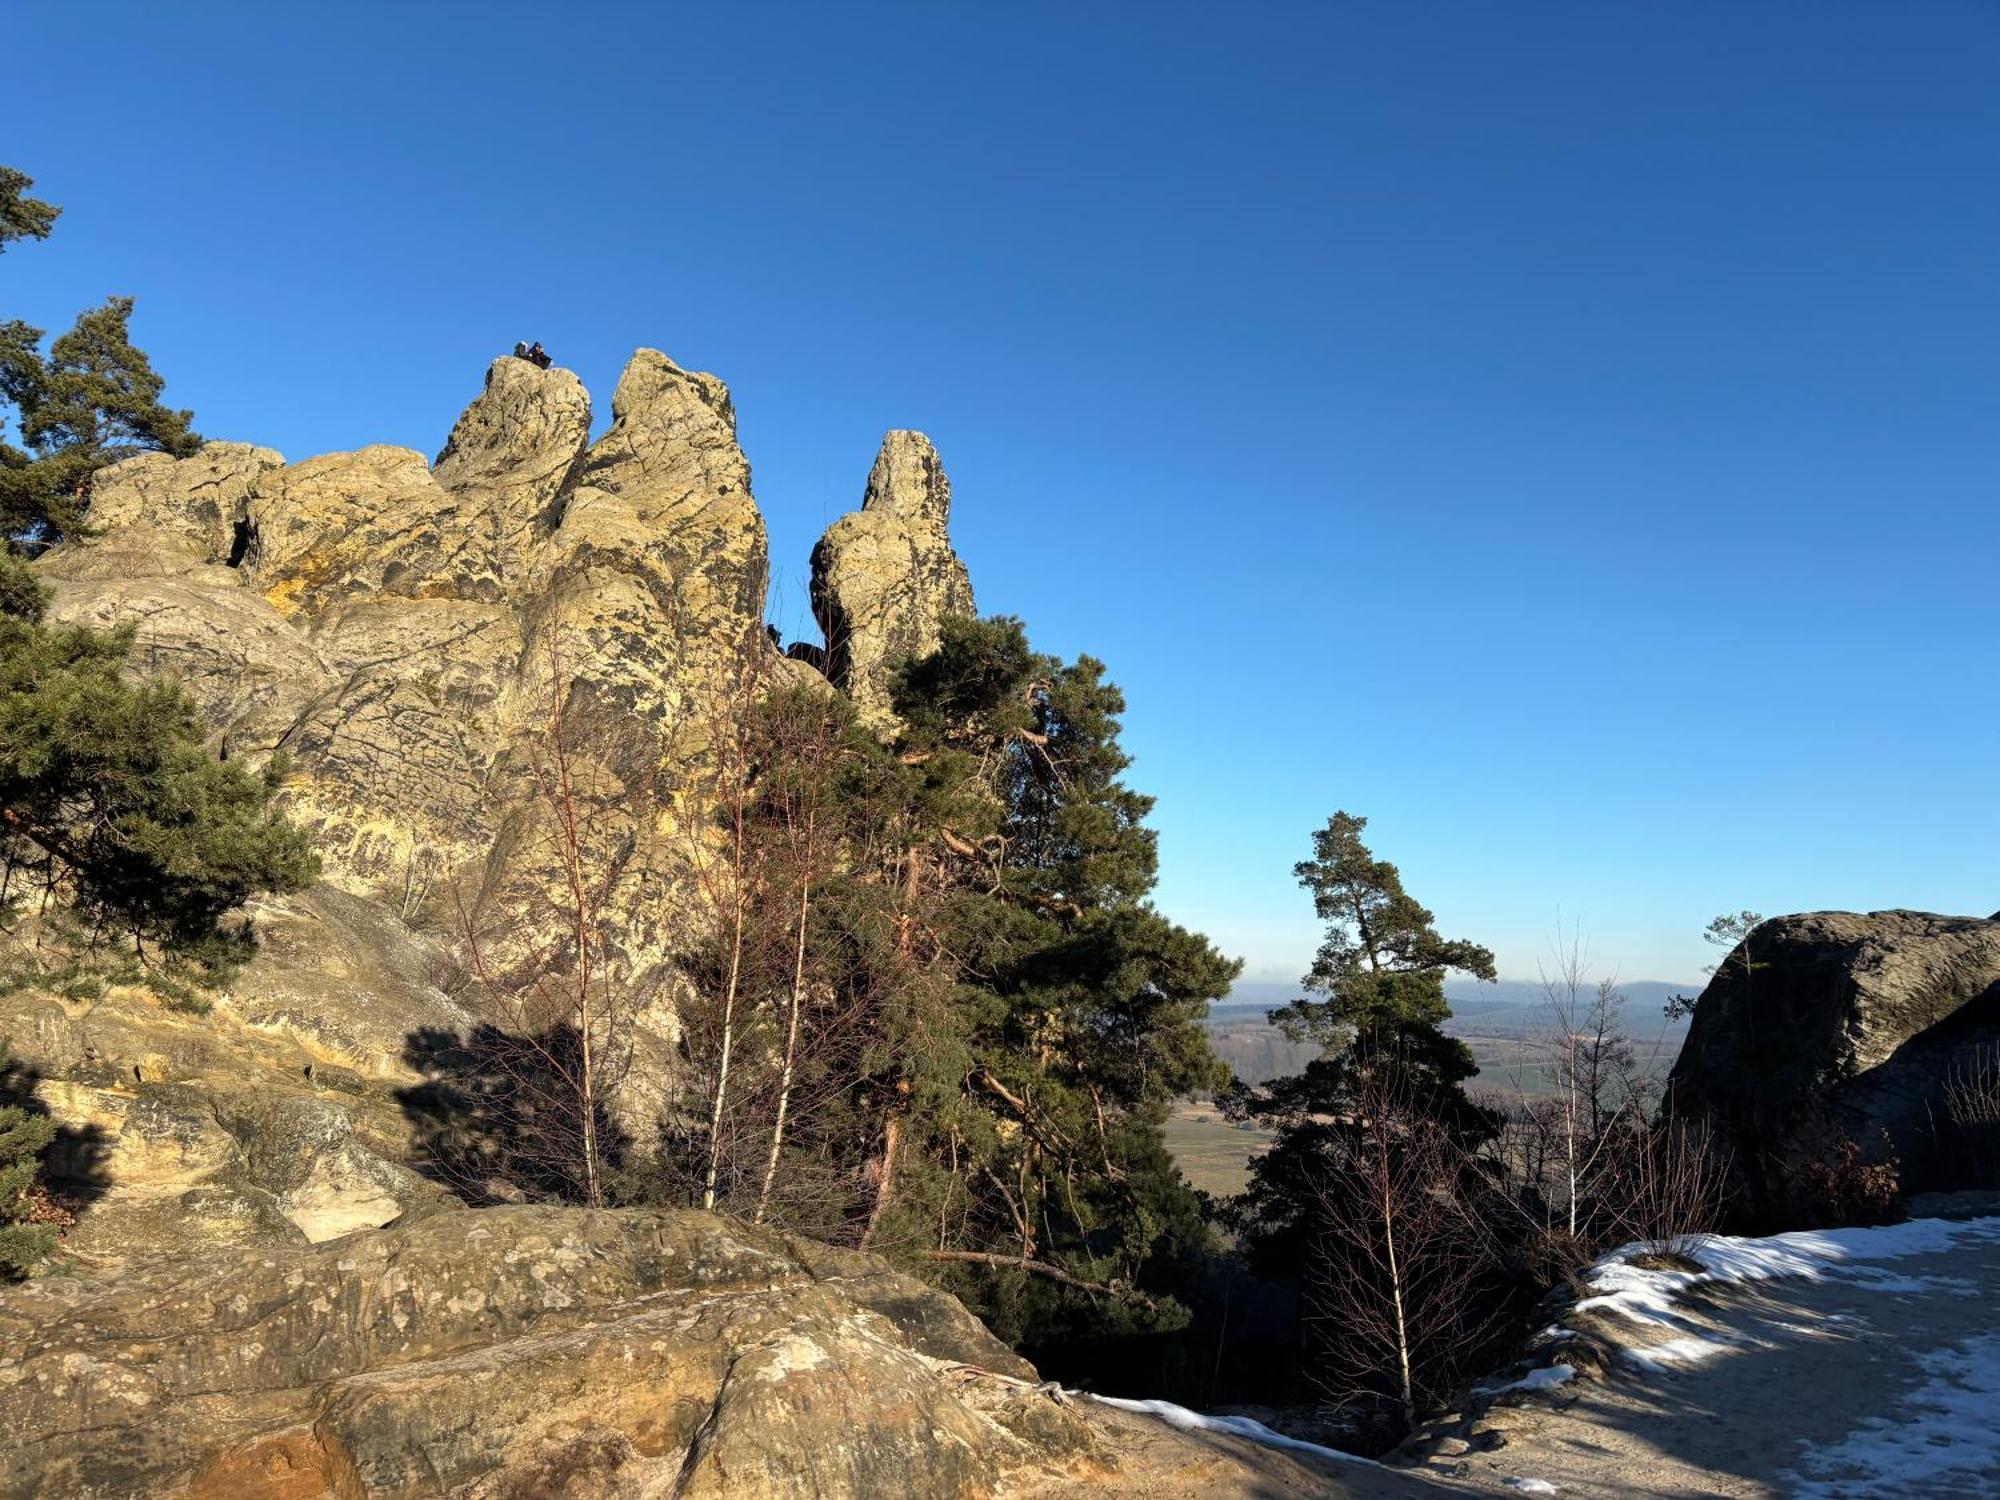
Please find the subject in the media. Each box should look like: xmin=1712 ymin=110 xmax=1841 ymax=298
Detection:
xmin=0 ymin=1204 xmax=1104 ymax=1499
xmin=28 ymin=352 xmax=784 ymax=1127
xmin=1665 ymin=909 xmax=2000 ymax=1222
xmin=7 ymin=348 xmax=1003 ymax=1258
xmin=811 ymin=430 xmax=975 ymax=728
xmin=0 ymin=354 xmax=1318 ymax=1500
xmin=0 ymin=886 xmax=469 ymax=1261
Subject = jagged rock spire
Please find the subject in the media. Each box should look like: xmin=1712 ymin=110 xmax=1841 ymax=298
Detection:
xmin=810 ymin=430 xmax=975 ymax=729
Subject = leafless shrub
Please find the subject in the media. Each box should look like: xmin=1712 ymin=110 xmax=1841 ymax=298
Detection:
xmin=1796 ymin=1136 xmax=1903 ymax=1228
xmin=1303 ymin=1070 xmax=1511 ymax=1431
xmin=1939 ymin=1045 xmax=2000 ymax=1189
xmin=440 ymin=625 xmax=664 ymax=1208
xmin=1598 ymin=1116 xmax=1732 ymax=1264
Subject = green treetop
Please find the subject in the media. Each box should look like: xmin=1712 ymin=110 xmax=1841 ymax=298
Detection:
xmin=0 ymin=168 xmax=60 ymax=253
xmin=0 ymin=166 xmax=200 ymax=546
xmin=1227 ymin=812 xmax=1496 ymax=1276
xmin=883 ymin=616 xmax=1239 ymax=1348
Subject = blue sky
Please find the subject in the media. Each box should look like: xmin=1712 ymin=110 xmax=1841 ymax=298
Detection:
xmin=9 ymin=3 xmax=1997 ymax=986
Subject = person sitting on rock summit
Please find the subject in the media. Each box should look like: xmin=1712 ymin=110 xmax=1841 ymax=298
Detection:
xmin=513 ymin=340 xmax=530 ymax=360
xmin=526 ymin=341 xmax=552 ymax=369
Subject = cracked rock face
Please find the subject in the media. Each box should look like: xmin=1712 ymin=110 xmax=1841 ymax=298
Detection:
xmin=1666 ymin=909 xmax=2000 ymax=1222
xmin=22 ymin=349 xmax=782 ymax=1212
xmin=0 ymin=1205 xmax=1097 ymax=1500
xmin=810 ymin=430 xmax=975 ymax=729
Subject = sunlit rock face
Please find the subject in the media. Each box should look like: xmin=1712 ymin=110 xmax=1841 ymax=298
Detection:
xmin=23 ymin=350 xmax=790 ymax=1224
xmin=810 ymin=429 xmax=976 ymax=730
xmin=0 ymin=1204 xmax=1106 ymax=1500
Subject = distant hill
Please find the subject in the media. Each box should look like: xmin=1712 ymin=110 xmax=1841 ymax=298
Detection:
xmin=1205 ymin=976 xmax=1699 ymax=1088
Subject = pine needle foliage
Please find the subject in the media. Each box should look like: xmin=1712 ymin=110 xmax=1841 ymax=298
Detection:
xmin=0 ymin=166 xmax=200 ymax=547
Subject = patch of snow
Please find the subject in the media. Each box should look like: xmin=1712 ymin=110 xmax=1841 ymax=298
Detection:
xmin=1621 ymin=1336 xmax=1731 ymax=1370
xmin=1784 ymin=1332 xmax=2000 ymax=1498
xmin=1575 ymin=1216 xmax=2000 ymax=1333
xmin=1087 ymin=1396 xmax=1380 ymax=1467
xmin=1503 ymin=1479 xmax=1560 ymax=1494
xmin=1479 ymin=1363 xmax=1576 ymax=1395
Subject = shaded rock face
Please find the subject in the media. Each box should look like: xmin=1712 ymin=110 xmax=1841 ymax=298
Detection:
xmin=0 ymin=1204 xmax=1102 ymax=1500
xmin=811 ymin=430 xmax=975 ymax=728
xmin=1666 ymin=910 xmax=2000 ymax=1222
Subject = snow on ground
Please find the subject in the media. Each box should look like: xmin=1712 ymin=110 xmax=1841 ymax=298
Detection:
xmin=1568 ymin=1214 xmax=2000 ymax=1376
xmin=1783 ymin=1330 xmax=2000 ymax=1498
xmin=1084 ymin=1396 xmax=1382 ymax=1469
xmin=1577 ymin=1215 xmax=2000 ymax=1329
xmin=1477 ymin=1362 xmax=1576 ymax=1395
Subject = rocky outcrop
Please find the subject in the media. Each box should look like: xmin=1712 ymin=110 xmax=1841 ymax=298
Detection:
xmin=1 ymin=355 xmax=1328 ymax=1500
xmin=810 ymin=430 xmax=975 ymax=728
xmin=0 ymin=1204 xmax=1110 ymax=1500
xmin=26 ymin=352 xmax=783 ymax=1126
xmin=0 ymin=885 xmax=469 ymax=1262
xmin=1665 ymin=909 xmax=2000 ymax=1222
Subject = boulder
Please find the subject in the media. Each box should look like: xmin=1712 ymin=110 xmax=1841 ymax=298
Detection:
xmin=0 ymin=1204 xmax=1100 ymax=1500
xmin=1665 ymin=909 xmax=2000 ymax=1222
xmin=811 ymin=430 xmax=975 ymax=729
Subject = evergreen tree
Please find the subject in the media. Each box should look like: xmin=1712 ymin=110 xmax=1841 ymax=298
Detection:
xmin=0 ymin=1041 xmax=57 ymax=1277
xmin=0 ymin=555 xmax=318 ymax=974
xmin=0 ymin=166 xmax=200 ymax=546
xmin=0 ymin=168 xmax=59 ymax=253
xmin=881 ymin=617 xmax=1240 ymax=1350
xmin=1227 ymin=812 xmax=1497 ymax=1277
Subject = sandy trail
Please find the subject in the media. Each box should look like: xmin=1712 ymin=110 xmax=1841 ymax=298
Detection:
xmin=1443 ymin=1217 xmax=2000 ymax=1498
xmin=1036 ymin=1215 xmax=2000 ymax=1499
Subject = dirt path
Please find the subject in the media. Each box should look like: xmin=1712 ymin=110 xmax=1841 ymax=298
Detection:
xmin=1032 ymin=1215 xmax=2000 ymax=1499
xmin=1440 ymin=1217 xmax=2000 ymax=1498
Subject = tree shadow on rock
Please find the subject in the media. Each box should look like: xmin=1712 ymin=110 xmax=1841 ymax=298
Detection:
xmin=397 ymin=1024 xmax=628 ymax=1207
xmin=0 ymin=1048 xmax=112 ymax=1268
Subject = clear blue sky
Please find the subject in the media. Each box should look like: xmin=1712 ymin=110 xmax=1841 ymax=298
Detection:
xmin=10 ymin=3 xmax=1997 ymax=987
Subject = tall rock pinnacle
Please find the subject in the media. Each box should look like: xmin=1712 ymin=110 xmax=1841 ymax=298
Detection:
xmin=810 ymin=430 xmax=976 ymax=728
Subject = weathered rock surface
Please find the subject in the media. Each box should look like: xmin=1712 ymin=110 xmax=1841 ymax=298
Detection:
xmin=811 ymin=430 xmax=975 ymax=728
xmin=1666 ymin=909 xmax=2000 ymax=1222
xmin=0 ymin=886 xmax=469 ymax=1262
xmin=0 ymin=1205 xmax=1101 ymax=1500
xmin=0 ymin=355 xmax=1370 ymax=1500
xmin=27 ymin=353 xmax=784 ymax=1129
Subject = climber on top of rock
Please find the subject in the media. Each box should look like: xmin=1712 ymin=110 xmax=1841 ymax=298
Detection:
xmin=510 ymin=341 xmax=553 ymax=369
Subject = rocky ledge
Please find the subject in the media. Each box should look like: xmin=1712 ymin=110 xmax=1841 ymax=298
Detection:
xmin=0 ymin=1205 xmax=1095 ymax=1499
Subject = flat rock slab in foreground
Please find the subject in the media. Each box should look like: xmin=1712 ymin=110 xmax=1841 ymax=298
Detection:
xmin=0 ymin=1206 xmax=1073 ymax=1499
xmin=0 ymin=1204 xmax=1443 ymax=1500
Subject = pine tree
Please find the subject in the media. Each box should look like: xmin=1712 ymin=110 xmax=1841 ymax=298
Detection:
xmin=0 ymin=171 xmax=313 ymax=977
xmin=882 ymin=617 xmax=1239 ymax=1349
xmin=0 ymin=556 xmax=318 ymax=974
xmin=0 ymin=166 xmax=200 ymax=546
xmin=0 ymin=168 xmax=60 ymax=253
xmin=0 ymin=1041 xmax=57 ymax=1278
xmin=1227 ymin=812 xmax=1497 ymax=1277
